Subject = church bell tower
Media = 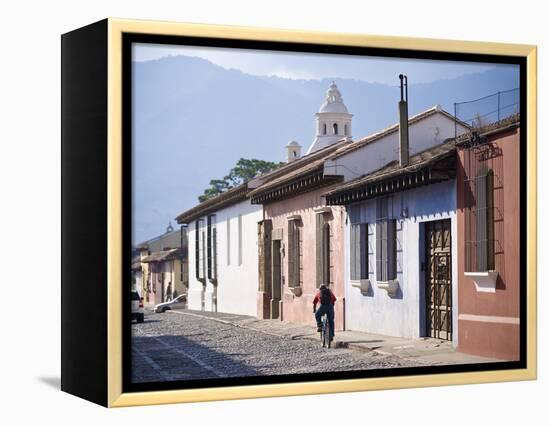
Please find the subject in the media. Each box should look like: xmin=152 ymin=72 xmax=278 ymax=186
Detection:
xmin=306 ymin=82 xmax=353 ymax=154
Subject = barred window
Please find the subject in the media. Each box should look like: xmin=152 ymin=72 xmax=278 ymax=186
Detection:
xmin=376 ymin=197 xmax=397 ymax=281
xmin=463 ymin=142 xmax=501 ymax=273
xmin=474 ymin=168 xmax=495 ymax=271
xmin=350 ymin=223 xmax=368 ymax=280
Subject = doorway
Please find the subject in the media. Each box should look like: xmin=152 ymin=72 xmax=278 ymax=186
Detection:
xmin=271 ymin=239 xmax=283 ymax=319
xmin=425 ymin=219 xmax=452 ymax=340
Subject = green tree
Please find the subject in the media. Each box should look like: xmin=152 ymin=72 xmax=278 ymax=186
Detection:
xmin=198 ymin=158 xmax=283 ymax=202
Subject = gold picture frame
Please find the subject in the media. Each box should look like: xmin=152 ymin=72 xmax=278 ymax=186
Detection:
xmin=61 ymin=18 xmax=537 ymax=407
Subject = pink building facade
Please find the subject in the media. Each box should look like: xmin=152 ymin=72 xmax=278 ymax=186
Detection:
xmin=250 ymin=140 xmax=350 ymax=331
xmin=258 ymin=187 xmax=346 ymax=330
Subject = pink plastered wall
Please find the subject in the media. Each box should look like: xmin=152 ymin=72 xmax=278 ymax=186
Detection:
xmin=264 ymin=185 xmax=346 ymax=330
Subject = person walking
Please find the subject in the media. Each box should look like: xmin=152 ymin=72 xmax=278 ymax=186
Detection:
xmin=166 ymin=281 xmax=173 ymax=302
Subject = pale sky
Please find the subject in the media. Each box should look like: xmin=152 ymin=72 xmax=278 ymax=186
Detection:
xmin=133 ymin=43 xmax=507 ymax=85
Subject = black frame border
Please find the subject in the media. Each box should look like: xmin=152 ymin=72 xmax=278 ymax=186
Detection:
xmin=121 ymin=32 xmax=528 ymax=394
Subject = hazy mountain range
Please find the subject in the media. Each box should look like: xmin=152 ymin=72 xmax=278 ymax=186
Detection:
xmin=132 ymin=55 xmax=519 ymax=243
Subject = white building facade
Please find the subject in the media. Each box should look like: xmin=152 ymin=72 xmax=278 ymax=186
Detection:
xmin=179 ymin=187 xmax=262 ymax=317
xmin=342 ymin=179 xmax=458 ymax=344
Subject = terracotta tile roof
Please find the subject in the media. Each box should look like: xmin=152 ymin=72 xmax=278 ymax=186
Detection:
xmin=323 ymin=139 xmax=457 ymax=199
xmin=173 ymin=143 xmax=350 ymax=222
xmin=328 ymin=105 xmax=467 ymax=161
xmin=135 ymin=228 xmax=183 ymax=252
xmin=175 ymin=183 xmax=248 ymax=224
xmin=141 ymin=247 xmax=183 ymax=263
xmin=248 ymin=138 xmax=351 ymax=199
xmin=455 ymin=113 xmax=520 ymax=146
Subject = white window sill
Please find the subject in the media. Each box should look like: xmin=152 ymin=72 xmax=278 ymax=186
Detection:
xmin=288 ymin=286 xmax=302 ymax=297
xmin=464 ymin=271 xmax=499 ymax=293
xmin=351 ymin=279 xmax=371 ymax=295
xmin=376 ymin=279 xmax=399 ymax=296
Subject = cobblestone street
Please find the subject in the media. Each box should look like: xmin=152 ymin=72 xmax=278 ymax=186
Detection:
xmin=131 ymin=310 xmax=430 ymax=383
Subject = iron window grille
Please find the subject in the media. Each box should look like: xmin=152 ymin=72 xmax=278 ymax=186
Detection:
xmin=463 ymin=143 xmax=503 ymax=272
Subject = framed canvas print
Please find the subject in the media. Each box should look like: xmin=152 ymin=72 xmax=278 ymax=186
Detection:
xmin=61 ymin=18 xmax=537 ymax=407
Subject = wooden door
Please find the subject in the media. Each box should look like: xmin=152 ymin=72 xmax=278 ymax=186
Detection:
xmin=425 ymin=219 xmax=452 ymax=340
xmin=271 ymin=240 xmax=282 ymax=319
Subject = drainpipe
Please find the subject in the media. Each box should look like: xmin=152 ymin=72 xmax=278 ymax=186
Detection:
xmin=398 ymin=74 xmax=409 ymax=167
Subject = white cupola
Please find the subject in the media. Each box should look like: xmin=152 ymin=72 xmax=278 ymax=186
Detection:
xmin=306 ymin=82 xmax=353 ymax=154
xmin=286 ymin=140 xmax=302 ymax=163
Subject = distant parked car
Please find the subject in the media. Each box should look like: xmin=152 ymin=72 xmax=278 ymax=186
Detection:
xmin=131 ymin=291 xmax=144 ymax=323
xmin=154 ymin=294 xmax=187 ymax=313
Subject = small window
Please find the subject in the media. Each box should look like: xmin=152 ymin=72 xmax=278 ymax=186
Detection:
xmin=323 ymin=123 xmax=327 ymax=135
xmin=333 ymin=123 xmax=338 ymax=135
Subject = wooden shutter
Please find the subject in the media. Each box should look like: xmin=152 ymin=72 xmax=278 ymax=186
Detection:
xmin=323 ymin=223 xmax=330 ymax=285
xmin=194 ymin=220 xmax=200 ymax=280
xmin=288 ymin=219 xmax=301 ymax=288
xmin=377 ymin=220 xmax=388 ymax=281
xmin=350 ymin=223 xmax=358 ymax=280
xmin=207 ymin=216 xmax=212 ymax=279
xmin=212 ymin=226 xmax=217 ymax=280
xmin=359 ymin=224 xmax=368 ymax=279
xmin=387 ymin=219 xmax=397 ymax=280
xmin=351 ymin=223 xmax=367 ymax=280
xmin=376 ymin=197 xmax=394 ymax=282
xmin=316 ymin=214 xmax=323 ymax=287
xmin=288 ymin=220 xmax=296 ymax=287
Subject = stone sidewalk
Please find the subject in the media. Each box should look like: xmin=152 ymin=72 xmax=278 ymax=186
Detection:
xmin=170 ymin=309 xmax=501 ymax=365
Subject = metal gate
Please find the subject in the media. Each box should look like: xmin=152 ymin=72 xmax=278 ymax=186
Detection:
xmin=425 ymin=219 xmax=452 ymax=341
